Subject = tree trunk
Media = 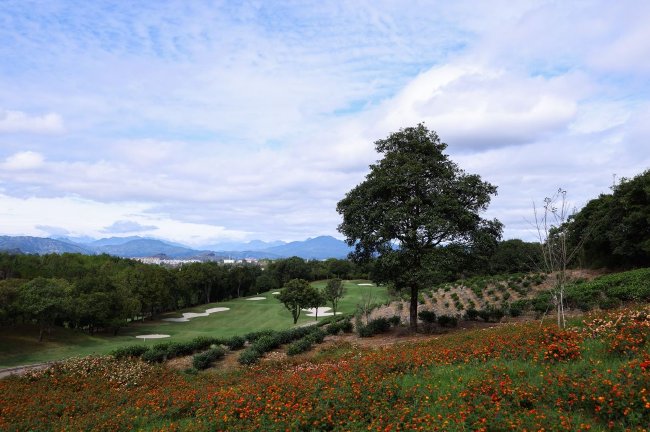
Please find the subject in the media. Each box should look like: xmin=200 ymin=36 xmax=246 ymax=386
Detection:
xmin=409 ymin=285 xmax=418 ymax=332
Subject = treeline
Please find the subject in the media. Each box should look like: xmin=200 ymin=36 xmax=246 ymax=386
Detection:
xmin=566 ymin=169 xmax=650 ymax=269
xmin=0 ymin=253 xmax=367 ymax=339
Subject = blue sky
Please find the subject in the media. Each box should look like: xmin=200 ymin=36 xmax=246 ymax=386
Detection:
xmin=1 ymin=0 xmax=649 ymax=247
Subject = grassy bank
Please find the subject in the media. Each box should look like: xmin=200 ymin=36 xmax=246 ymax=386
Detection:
xmin=1 ymin=305 xmax=649 ymax=430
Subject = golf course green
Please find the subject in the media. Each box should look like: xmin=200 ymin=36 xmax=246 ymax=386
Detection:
xmin=0 ymin=279 xmax=388 ymax=368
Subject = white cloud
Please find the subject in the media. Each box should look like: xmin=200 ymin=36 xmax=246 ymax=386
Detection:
xmin=1 ymin=151 xmax=45 ymax=170
xmin=0 ymin=110 xmax=64 ymax=134
xmin=35 ymin=224 xmax=70 ymax=237
xmin=0 ymin=193 xmax=250 ymax=246
xmin=102 ymin=220 xmax=158 ymax=233
xmin=0 ymin=1 xmax=649 ymax=244
xmin=371 ymin=64 xmax=579 ymax=150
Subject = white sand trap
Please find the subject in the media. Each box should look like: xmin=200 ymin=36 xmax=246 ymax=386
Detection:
xmin=205 ymin=307 xmax=229 ymax=314
xmin=302 ymin=307 xmax=343 ymax=317
xmin=135 ymin=334 xmax=170 ymax=339
xmin=162 ymin=307 xmax=230 ymax=322
xmin=246 ymin=297 xmax=266 ymax=301
xmin=271 ymin=291 xmax=280 ymax=295
xmin=358 ymin=283 xmax=373 ymax=286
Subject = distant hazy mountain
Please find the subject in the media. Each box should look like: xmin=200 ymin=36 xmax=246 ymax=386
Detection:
xmin=89 ymin=236 xmax=146 ymax=247
xmin=0 ymin=235 xmax=352 ymax=260
xmin=204 ymin=239 xmax=286 ymax=251
xmin=0 ymin=236 xmax=93 ymax=255
xmin=262 ymin=236 xmax=351 ymax=259
xmin=95 ymin=239 xmax=201 ymax=258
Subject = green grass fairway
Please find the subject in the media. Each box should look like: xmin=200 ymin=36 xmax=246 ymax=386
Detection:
xmin=0 ymin=279 xmax=388 ymax=368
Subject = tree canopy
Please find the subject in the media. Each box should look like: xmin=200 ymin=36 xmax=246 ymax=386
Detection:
xmin=566 ymin=169 xmax=650 ymax=269
xmin=277 ymin=278 xmax=322 ymax=324
xmin=337 ymin=124 xmax=502 ymax=330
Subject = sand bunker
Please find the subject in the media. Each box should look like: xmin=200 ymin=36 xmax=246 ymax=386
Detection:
xmin=302 ymin=307 xmax=342 ymax=317
xmin=162 ymin=307 xmax=230 ymax=322
xmin=271 ymin=291 xmax=280 ymax=295
xmin=246 ymin=297 xmax=266 ymax=301
xmin=135 ymin=334 xmax=170 ymax=339
xmin=357 ymin=283 xmax=373 ymax=286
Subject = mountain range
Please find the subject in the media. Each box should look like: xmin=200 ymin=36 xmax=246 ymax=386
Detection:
xmin=0 ymin=235 xmax=352 ymax=260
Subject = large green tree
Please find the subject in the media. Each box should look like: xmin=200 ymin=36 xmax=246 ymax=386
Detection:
xmin=337 ymin=124 xmax=502 ymax=330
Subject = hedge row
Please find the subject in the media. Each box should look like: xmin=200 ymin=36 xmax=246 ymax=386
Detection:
xmin=111 ymin=334 xmax=244 ymax=363
xmin=357 ymin=316 xmax=400 ymax=337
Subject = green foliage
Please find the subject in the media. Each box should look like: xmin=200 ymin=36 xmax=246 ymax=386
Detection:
xmin=192 ymin=347 xmax=226 ymax=370
xmin=566 ymin=169 xmax=650 ymax=268
xmin=110 ymin=345 xmax=149 ymax=359
xmin=305 ymin=328 xmax=326 ymax=344
xmin=465 ymin=308 xmax=479 ymax=320
xmin=564 ymin=268 xmax=650 ymax=311
xmin=418 ymin=310 xmax=436 ymax=323
xmin=477 ymin=306 xmax=505 ymax=323
xmin=357 ymin=317 xmax=393 ymax=337
xmin=224 ymin=335 xmax=245 ymax=350
xmin=238 ymin=348 xmax=262 ymax=365
xmin=323 ymin=278 xmax=345 ymax=315
xmin=277 ymin=279 xmax=323 ymax=324
xmin=251 ymin=335 xmax=282 ymax=353
xmin=387 ymin=315 xmax=400 ymax=326
xmin=489 ymin=239 xmax=543 ymax=274
xmin=437 ymin=315 xmax=458 ymax=327
xmin=244 ymin=329 xmax=276 ymax=343
xmin=18 ymin=277 xmax=72 ymax=341
xmin=286 ymin=338 xmax=313 ymax=356
xmin=141 ymin=347 xmax=168 ymax=363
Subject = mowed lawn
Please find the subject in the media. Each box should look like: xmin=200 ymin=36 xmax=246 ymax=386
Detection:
xmin=0 ymin=280 xmax=388 ymax=368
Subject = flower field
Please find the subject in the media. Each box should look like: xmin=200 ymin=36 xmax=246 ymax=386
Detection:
xmin=1 ymin=307 xmax=649 ymax=431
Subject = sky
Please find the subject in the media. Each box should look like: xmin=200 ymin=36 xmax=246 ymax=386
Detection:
xmin=1 ymin=0 xmax=649 ymax=248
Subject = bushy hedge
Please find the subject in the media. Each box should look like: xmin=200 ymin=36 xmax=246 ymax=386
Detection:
xmin=113 ymin=335 xmax=241 ymax=364
xmin=286 ymin=338 xmax=313 ymax=356
xmin=192 ymin=347 xmax=226 ymax=370
xmin=244 ymin=329 xmax=277 ymax=343
xmin=418 ymin=310 xmax=436 ymax=323
xmin=110 ymin=345 xmax=149 ymax=360
xmin=358 ymin=316 xmax=398 ymax=338
xmin=326 ymin=319 xmax=354 ymax=335
xmin=437 ymin=315 xmax=458 ymax=327
xmin=224 ymin=335 xmax=246 ymax=350
xmin=238 ymin=348 xmax=263 ymax=365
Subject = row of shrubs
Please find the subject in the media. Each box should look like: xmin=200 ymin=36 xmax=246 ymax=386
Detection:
xmin=238 ymin=316 xmax=355 ymax=365
xmin=417 ymin=310 xmax=458 ymax=327
xmin=357 ymin=316 xmax=400 ymax=337
xmin=110 ymin=335 xmax=246 ymax=363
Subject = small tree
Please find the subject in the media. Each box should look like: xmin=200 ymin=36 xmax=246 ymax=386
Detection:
xmin=307 ymin=288 xmax=326 ymax=321
xmin=324 ymin=278 xmax=345 ymax=316
xmin=277 ymin=278 xmax=320 ymax=324
xmin=359 ymin=283 xmax=376 ymax=324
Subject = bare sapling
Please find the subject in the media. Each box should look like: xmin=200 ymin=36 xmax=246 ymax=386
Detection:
xmin=533 ymin=188 xmax=581 ymax=328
